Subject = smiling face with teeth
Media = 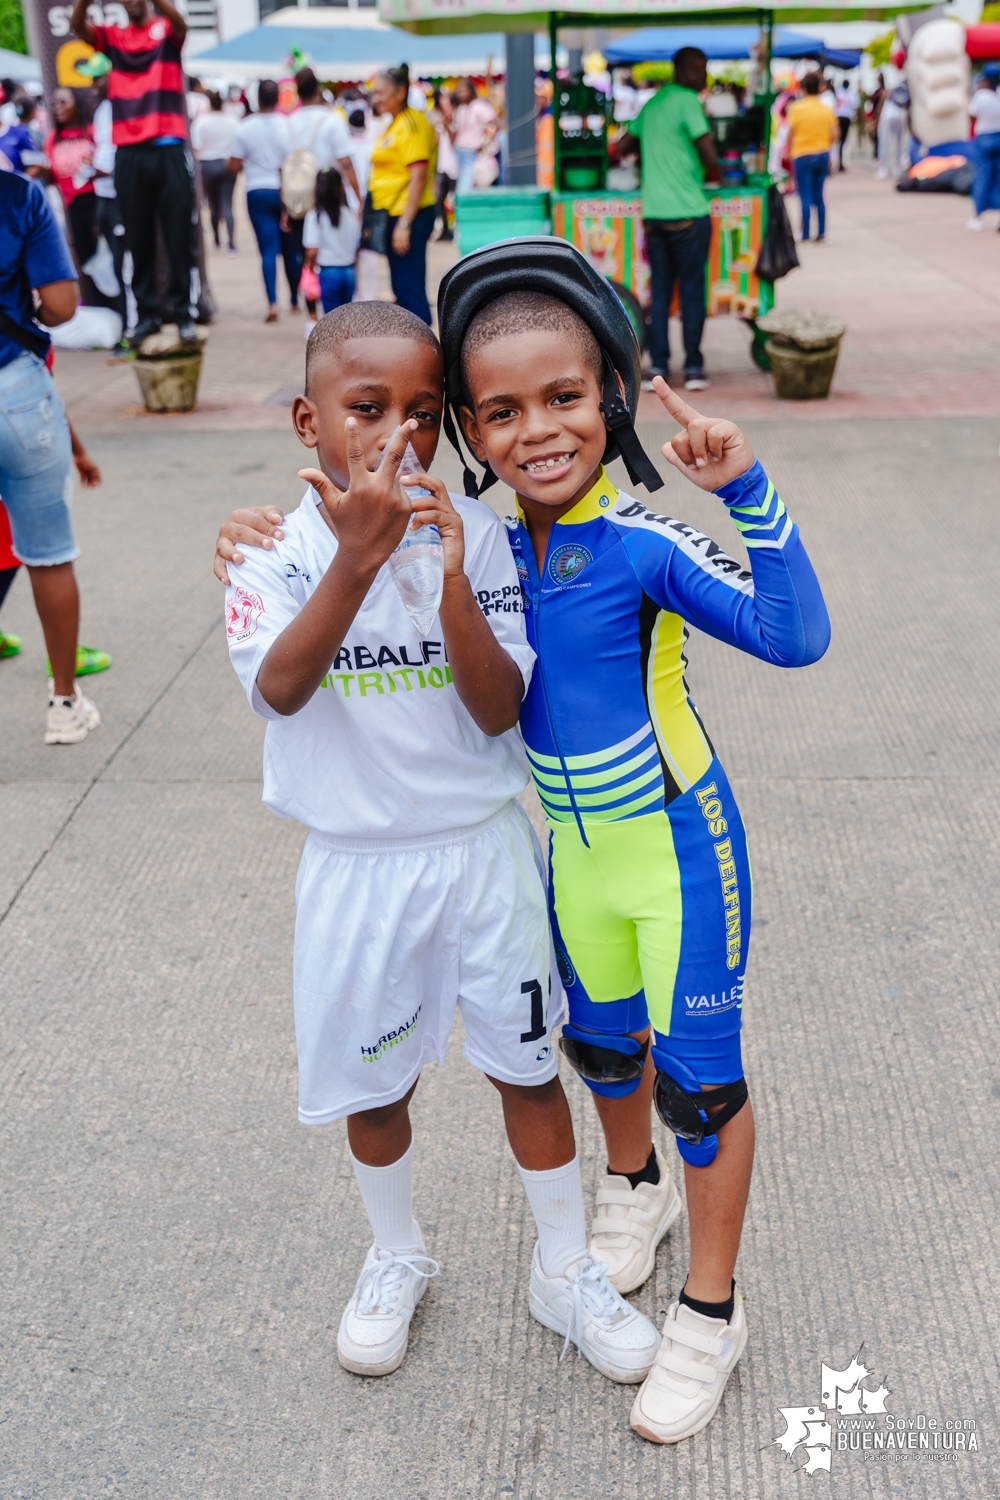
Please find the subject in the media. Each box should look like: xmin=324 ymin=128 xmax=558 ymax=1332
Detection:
xmin=459 ymin=326 xmax=619 ymax=563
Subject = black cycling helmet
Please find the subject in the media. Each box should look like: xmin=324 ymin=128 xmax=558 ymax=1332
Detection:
xmin=437 ymin=236 xmax=663 ymax=498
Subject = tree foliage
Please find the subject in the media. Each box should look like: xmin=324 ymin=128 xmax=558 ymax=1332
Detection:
xmin=865 ymin=30 xmax=895 ymax=69
xmin=0 ymin=0 xmax=28 ymax=55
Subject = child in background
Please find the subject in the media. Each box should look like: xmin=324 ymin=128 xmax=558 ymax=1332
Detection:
xmin=302 ymin=166 xmax=361 ymax=314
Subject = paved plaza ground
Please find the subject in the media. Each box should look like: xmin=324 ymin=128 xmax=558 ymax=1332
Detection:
xmin=2 ymin=165 xmax=1000 ymax=1498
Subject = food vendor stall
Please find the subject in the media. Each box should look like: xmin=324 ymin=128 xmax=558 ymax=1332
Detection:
xmin=380 ymin=0 xmax=917 ymax=362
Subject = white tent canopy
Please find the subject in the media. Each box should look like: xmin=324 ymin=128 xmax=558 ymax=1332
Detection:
xmin=379 ymin=0 xmax=921 ymax=31
xmin=0 ymin=48 xmax=42 ymax=84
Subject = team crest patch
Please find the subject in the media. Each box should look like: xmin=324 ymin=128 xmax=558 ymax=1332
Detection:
xmin=149 ymin=17 xmax=168 ymax=38
xmin=556 ymin=944 xmax=576 ymax=989
xmin=548 ymin=543 xmax=593 ymax=585
xmin=226 ymin=587 xmax=264 ymax=643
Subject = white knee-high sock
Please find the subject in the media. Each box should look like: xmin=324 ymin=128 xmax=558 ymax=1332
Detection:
xmin=517 ymin=1156 xmax=588 ymax=1278
xmin=350 ymin=1140 xmax=422 ymax=1254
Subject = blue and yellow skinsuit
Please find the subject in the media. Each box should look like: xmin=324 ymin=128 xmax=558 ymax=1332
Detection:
xmin=506 ymin=458 xmax=830 ymax=1157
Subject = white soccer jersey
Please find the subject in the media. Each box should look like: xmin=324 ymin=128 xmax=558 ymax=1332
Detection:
xmin=226 ymin=489 xmax=535 ymax=838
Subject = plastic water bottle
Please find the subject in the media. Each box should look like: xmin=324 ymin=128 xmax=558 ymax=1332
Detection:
xmin=383 ymin=435 xmax=444 ymax=635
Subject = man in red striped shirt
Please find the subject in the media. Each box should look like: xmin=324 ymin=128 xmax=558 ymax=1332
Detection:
xmin=71 ymin=0 xmax=197 ymax=346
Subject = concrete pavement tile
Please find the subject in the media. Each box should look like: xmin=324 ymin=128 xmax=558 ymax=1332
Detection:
xmin=0 ymin=782 xmax=86 ymax=917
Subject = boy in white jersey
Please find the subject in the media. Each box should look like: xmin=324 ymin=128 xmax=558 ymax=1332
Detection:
xmin=223 ymin=302 xmax=659 ymax=1381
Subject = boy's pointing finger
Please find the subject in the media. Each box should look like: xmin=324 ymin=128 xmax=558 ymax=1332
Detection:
xmin=651 ymin=376 xmax=701 ymax=427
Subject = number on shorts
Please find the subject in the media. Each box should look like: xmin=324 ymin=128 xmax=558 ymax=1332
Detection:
xmin=520 ymin=979 xmax=545 ymax=1043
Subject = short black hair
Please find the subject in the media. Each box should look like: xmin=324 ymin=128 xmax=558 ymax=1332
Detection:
xmin=802 ymin=72 xmax=821 ymax=95
xmin=673 ymin=46 xmax=707 ymax=75
xmin=305 ymin=300 xmax=441 ymax=394
xmin=258 ymin=78 xmax=279 ymax=110
xmin=295 ymin=66 xmax=319 ymax=102
xmin=460 ymin=290 xmax=603 ymax=405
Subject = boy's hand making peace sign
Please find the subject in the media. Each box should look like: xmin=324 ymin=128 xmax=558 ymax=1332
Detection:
xmin=299 ymin=417 xmax=415 ymax=573
xmin=652 ymin=378 xmax=756 ymax=493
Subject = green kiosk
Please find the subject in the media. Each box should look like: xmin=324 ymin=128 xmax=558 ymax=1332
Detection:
xmin=379 ymin=0 xmax=912 ymax=366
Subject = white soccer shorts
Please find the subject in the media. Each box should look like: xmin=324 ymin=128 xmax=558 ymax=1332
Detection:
xmin=293 ymin=799 xmax=564 ymax=1124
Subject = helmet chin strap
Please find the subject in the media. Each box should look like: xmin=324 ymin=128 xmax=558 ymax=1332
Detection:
xmin=442 ymin=394 xmax=497 ymax=498
xmin=600 ymin=353 xmax=664 ymax=493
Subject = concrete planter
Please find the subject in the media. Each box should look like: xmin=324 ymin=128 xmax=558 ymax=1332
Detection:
xmin=756 ymin=310 xmax=845 ymax=401
xmin=132 ymin=325 xmax=208 ymax=413
xmin=765 ymin=340 xmax=841 ymax=400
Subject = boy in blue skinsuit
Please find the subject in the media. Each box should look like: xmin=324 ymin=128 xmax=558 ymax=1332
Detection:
xmin=436 ymin=241 xmax=830 ymax=1444
xmin=217 ymin=260 xmax=830 ymax=1442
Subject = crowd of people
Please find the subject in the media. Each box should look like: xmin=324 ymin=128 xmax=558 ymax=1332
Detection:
xmin=0 ymin=30 xmax=508 ymax=743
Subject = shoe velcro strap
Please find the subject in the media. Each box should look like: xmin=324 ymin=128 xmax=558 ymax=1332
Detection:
xmin=595 ymin=1182 xmax=643 ymax=1204
xmin=656 ymin=1347 xmax=720 ymax=1383
xmin=592 ymin=1201 xmax=644 ymax=1225
xmin=590 ymin=1218 xmax=644 ymax=1242
xmin=662 ymin=1317 xmax=724 ymax=1357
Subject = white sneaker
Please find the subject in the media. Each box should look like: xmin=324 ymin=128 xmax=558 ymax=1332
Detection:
xmin=966 ymin=216 xmax=984 ymax=231
xmin=529 ymin=1246 xmax=660 ymax=1383
xmin=336 ymin=1239 xmax=439 ymax=1377
xmin=630 ymin=1290 xmax=748 ymax=1443
xmin=589 ymin=1147 xmax=682 ymax=1294
xmin=684 ymin=374 xmax=711 ymax=392
xmin=45 ymin=684 xmax=101 ymax=745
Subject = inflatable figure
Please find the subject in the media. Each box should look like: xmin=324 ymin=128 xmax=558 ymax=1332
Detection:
xmin=906 ymin=17 xmax=970 ymax=147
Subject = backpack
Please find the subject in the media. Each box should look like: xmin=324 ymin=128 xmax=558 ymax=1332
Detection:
xmin=280 ymin=116 xmax=325 ymax=220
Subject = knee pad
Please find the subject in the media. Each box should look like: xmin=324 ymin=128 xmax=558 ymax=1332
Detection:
xmin=559 ymin=1025 xmax=649 ymax=1098
xmin=559 ymin=991 xmax=649 ymax=1097
xmin=651 ymin=1042 xmax=748 ymax=1168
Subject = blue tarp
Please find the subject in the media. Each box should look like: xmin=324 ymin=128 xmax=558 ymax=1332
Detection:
xmin=195 ymin=24 xmax=509 ymax=72
xmin=604 ymin=27 xmax=861 ymax=68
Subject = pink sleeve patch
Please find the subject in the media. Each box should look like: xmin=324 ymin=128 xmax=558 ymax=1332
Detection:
xmin=227 ymin=587 xmax=264 ymax=643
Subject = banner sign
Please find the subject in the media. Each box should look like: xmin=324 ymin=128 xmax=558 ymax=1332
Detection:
xmin=23 ymin=1 xmax=127 ymax=101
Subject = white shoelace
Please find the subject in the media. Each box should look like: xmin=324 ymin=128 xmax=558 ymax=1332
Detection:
xmin=356 ymin=1252 xmax=440 ymax=1317
xmin=560 ymin=1256 xmax=625 ymax=1361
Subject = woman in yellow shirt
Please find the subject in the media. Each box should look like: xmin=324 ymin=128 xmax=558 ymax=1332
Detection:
xmin=786 ymin=73 xmax=837 ymax=242
xmin=367 ymin=64 xmax=438 ymax=323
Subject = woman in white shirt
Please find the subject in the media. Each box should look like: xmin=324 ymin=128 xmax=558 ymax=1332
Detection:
xmin=301 ymin=166 xmax=361 ymax=312
xmin=228 ymin=79 xmax=298 ymax=322
xmin=191 ymin=92 xmax=238 ymax=253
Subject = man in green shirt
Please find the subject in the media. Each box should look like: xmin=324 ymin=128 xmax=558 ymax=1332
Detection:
xmin=623 ymin=48 xmax=719 ymax=391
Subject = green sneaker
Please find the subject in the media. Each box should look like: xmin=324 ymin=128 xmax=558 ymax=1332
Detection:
xmin=46 ymin=644 xmax=112 ymax=677
xmin=0 ymin=630 xmax=22 ymax=658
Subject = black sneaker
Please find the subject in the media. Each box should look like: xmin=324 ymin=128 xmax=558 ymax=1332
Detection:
xmin=177 ymin=321 xmax=199 ymax=344
xmin=127 ymin=320 xmax=160 ymax=349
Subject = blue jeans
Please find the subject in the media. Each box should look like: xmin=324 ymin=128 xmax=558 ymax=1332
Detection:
xmin=246 ymin=188 xmax=301 ymax=307
xmin=455 ymin=146 xmax=478 ymax=193
xmin=0 ymin=352 xmax=75 ymax=567
xmin=318 ymin=265 xmax=356 ymax=313
xmin=386 ymin=204 xmax=436 ymax=325
xmin=796 ymin=152 xmax=830 ymax=239
xmin=973 ymin=131 xmax=1000 ymax=216
xmin=644 ymin=215 xmax=712 ymax=376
